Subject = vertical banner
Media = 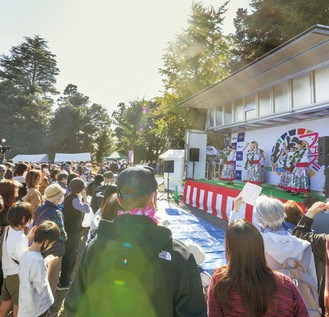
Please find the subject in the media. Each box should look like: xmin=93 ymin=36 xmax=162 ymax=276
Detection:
xmin=232 ymin=132 xmax=245 ymax=181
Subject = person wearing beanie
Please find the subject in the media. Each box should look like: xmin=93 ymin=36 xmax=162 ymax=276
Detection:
xmin=65 ymin=166 xmax=207 ymax=317
xmin=58 ymin=178 xmax=92 ymax=290
xmin=33 ymin=183 xmax=67 ymax=313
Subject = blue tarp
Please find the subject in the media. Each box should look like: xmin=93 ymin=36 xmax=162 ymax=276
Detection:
xmin=157 ymin=200 xmax=226 ymax=275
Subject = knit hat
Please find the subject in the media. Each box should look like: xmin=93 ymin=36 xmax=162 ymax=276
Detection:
xmin=103 ymin=171 xmax=114 ymax=180
xmin=70 ymin=178 xmax=86 ymax=193
xmin=117 ymin=166 xmax=157 ymax=200
xmin=45 ymin=184 xmax=66 ymax=203
xmin=187 ymin=242 xmax=206 ymax=265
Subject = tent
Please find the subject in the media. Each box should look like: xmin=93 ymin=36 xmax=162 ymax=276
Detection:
xmin=54 ymin=152 xmax=91 ymax=162
xmin=103 ymin=151 xmax=128 ymax=160
xmin=12 ymin=154 xmax=49 ymax=164
xmin=158 ymin=149 xmax=185 ymax=194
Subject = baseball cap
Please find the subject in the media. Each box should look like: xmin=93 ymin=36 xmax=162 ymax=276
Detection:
xmin=117 ymin=166 xmax=157 ymax=200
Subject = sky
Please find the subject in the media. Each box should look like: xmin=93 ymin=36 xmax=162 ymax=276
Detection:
xmin=0 ymin=0 xmax=250 ymax=115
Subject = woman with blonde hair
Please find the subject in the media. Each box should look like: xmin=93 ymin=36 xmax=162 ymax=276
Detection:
xmin=23 ymin=169 xmax=43 ymax=217
xmin=242 ymin=141 xmax=264 ymax=185
xmin=208 ymin=219 xmax=308 ymax=317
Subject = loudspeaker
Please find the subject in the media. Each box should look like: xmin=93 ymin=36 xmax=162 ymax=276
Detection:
xmin=318 ymin=136 xmax=329 ymax=166
xmin=189 ymin=148 xmax=199 ymax=162
xmin=163 ymin=160 xmax=174 ymax=173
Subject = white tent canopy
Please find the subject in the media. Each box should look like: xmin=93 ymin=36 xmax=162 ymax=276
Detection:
xmin=159 ymin=149 xmax=184 ymax=160
xmin=12 ymin=154 xmax=49 ymax=164
xmin=54 ymin=152 xmax=91 ymax=163
xmin=159 ymin=149 xmax=185 ymax=193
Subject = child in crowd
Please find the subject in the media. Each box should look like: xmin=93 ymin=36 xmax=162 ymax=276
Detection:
xmin=18 ymin=221 xmax=60 ymax=317
xmin=0 ymin=202 xmax=36 ymax=317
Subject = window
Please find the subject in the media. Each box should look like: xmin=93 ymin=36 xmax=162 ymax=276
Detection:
xmin=245 ymin=94 xmax=256 ymax=119
xmin=274 ymin=82 xmax=289 ymax=113
xmin=292 ymin=74 xmax=311 ymax=108
xmin=234 ymin=99 xmax=244 ymax=122
xmin=259 ymin=89 xmax=271 ymax=116
xmin=216 ymin=106 xmax=223 ymax=126
xmin=315 ymin=66 xmax=329 ymax=102
xmin=224 ymin=103 xmax=232 ymax=124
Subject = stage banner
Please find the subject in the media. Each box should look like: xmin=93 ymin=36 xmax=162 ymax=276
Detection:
xmin=232 ymin=118 xmax=327 ymax=191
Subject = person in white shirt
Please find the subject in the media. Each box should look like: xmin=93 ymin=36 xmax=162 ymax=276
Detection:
xmin=18 ymin=221 xmax=60 ymax=317
xmin=0 ymin=202 xmax=36 ymax=317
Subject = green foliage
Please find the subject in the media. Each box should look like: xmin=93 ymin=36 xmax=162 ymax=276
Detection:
xmin=231 ymin=0 xmax=329 ymax=69
xmin=112 ymin=99 xmax=166 ymax=162
xmin=0 ymin=35 xmax=59 ymax=96
xmin=48 ymin=85 xmax=112 ymax=162
xmin=158 ymin=2 xmax=231 ymax=148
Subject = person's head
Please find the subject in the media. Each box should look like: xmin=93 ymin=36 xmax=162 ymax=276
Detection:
xmin=41 ymin=163 xmax=49 ymax=173
xmin=69 ymin=177 xmax=86 ymax=194
xmin=214 ymin=219 xmax=276 ymax=316
xmin=253 ymin=196 xmax=285 ymax=230
xmin=67 ymin=172 xmax=79 ymax=184
xmin=33 ymin=220 xmax=60 ymax=252
xmin=49 ymin=168 xmax=60 ymax=180
xmin=25 ymin=169 xmax=42 ymax=189
xmin=7 ymin=202 xmax=33 ymax=228
xmin=226 ymin=145 xmax=234 ymax=151
xmin=250 ymin=141 xmax=258 ymax=150
xmin=103 ymin=171 xmax=114 ymax=184
xmin=0 ymin=164 xmax=7 ymax=179
xmin=0 ymin=180 xmax=19 ymax=208
xmin=284 ymin=200 xmax=303 ymax=225
xmin=100 ymin=184 xmax=117 ymax=209
xmin=225 ymin=219 xmax=266 ymax=267
xmin=57 ymin=171 xmax=68 ymax=183
xmin=101 ymin=193 xmax=121 ymax=221
xmin=303 ymin=195 xmax=321 ymax=212
xmin=94 ymin=174 xmax=104 ymax=185
xmin=117 ymin=166 xmax=158 ymax=211
xmin=13 ymin=162 xmax=29 ymax=177
xmin=45 ymin=184 xmax=66 ymax=205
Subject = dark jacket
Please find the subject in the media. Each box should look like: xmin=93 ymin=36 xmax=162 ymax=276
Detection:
xmin=64 ymin=214 xmax=207 ymax=317
xmin=292 ymin=215 xmax=326 ymax=316
xmin=34 ymin=200 xmax=67 ymax=257
xmin=63 ymin=193 xmax=84 ymax=235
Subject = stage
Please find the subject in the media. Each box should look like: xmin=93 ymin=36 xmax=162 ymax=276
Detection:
xmin=183 ymin=179 xmax=320 ymax=223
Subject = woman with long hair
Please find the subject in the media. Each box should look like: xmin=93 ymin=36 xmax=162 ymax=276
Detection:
xmin=23 ymin=169 xmax=43 ymax=217
xmin=220 ymin=145 xmax=236 ymax=185
xmin=208 ymin=219 xmax=308 ymax=317
xmin=242 ymin=141 xmax=264 ymax=185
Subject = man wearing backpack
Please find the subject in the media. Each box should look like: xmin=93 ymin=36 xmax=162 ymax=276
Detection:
xmin=64 ymin=166 xmax=207 ymax=317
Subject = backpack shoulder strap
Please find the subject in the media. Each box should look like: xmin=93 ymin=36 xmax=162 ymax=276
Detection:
xmin=33 ymin=206 xmax=53 ymax=226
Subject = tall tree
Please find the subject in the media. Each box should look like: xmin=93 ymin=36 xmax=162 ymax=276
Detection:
xmin=48 ymin=85 xmax=112 ymax=161
xmin=158 ymin=2 xmax=232 ymax=148
xmin=0 ymin=35 xmax=59 ymax=96
xmin=232 ymin=0 xmax=329 ymax=69
xmin=112 ymin=99 xmax=166 ymax=162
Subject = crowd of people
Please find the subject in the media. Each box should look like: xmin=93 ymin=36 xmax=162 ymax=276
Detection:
xmin=0 ymin=157 xmax=328 ymax=316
